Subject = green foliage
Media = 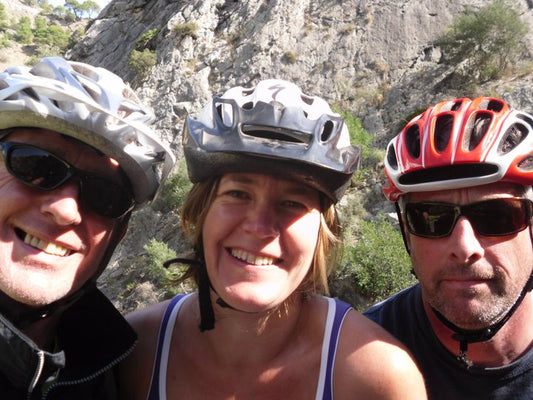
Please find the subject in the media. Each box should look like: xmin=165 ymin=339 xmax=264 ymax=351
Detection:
xmin=337 ymin=215 xmax=416 ymax=305
xmin=14 ymin=16 xmax=33 ymax=44
xmin=172 ymin=21 xmax=198 ymax=39
xmin=136 ymin=29 xmax=159 ymax=51
xmin=437 ymin=0 xmax=528 ymax=83
xmin=283 ymin=51 xmax=297 ymax=64
xmin=143 ymin=239 xmax=193 ymax=298
xmin=0 ymin=4 xmax=8 ymax=32
xmin=144 ymin=238 xmax=177 ymax=281
xmin=64 ymin=0 xmax=98 ymax=20
xmin=128 ymin=48 xmax=157 ymax=83
xmin=33 ymin=16 xmax=70 ymax=50
xmin=337 ymin=109 xmax=384 ymax=173
xmin=152 ymin=158 xmax=193 ymax=213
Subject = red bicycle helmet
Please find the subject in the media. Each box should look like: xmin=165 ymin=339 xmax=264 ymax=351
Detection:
xmin=384 ymin=97 xmax=533 ymax=201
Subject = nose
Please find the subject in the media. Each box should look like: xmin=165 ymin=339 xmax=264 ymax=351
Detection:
xmin=241 ymin=202 xmax=279 ymax=238
xmin=40 ymin=182 xmax=82 ymax=225
xmin=448 ymin=216 xmax=484 ymax=264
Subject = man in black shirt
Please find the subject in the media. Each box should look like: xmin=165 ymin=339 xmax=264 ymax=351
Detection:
xmin=365 ymin=97 xmax=533 ymax=399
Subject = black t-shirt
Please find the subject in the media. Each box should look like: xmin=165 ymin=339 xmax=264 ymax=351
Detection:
xmin=364 ymin=284 xmax=533 ymax=400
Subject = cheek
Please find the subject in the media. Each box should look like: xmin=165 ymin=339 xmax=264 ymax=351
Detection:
xmin=287 ymin=213 xmax=321 ymax=259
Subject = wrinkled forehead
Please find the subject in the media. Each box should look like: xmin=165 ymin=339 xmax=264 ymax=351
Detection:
xmin=400 ymin=182 xmax=531 ymax=208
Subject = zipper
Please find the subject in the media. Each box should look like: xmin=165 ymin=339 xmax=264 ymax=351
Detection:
xmin=26 ymin=350 xmax=45 ymax=400
xmin=41 ymin=339 xmax=137 ymax=399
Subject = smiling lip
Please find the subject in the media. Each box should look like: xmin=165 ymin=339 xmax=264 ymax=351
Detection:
xmin=20 ymin=230 xmax=72 ymax=257
xmin=230 ymin=248 xmax=278 ymax=266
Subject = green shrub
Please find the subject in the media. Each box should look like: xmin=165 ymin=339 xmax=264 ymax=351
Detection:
xmin=336 ymin=215 xmax=416 ymax=307
xmin=337 ymin=110 xmax=384 ymax=173
xmin=152 ymin=158 xmax=193 ymax=213
xmin=14 ymin=16 xmax=33 ymax=44
xmin=172 ymin=22 xmax=198 ymax=39
xmin=283 ymin=51 xmax=297 ymax=64
xmin=33 ymin=17 xmax=70 ymax=50
xmin=128 ymin=48 xmax=156 ymax=83
xmin=437 ymin=0 xmax=528 ymax=82
xmin=144 ymin=239 xmax=193 ymax=298
xmin=136 ymin=28 xmax=159 ymax=51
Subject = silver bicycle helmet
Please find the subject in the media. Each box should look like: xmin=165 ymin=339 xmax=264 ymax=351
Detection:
xmin=0 ymin=56 xmax=175 ymax=207
xmin=183 ymin=79 xmax=360 ymax=202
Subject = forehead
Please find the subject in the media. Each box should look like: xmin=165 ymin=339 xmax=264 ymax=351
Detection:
xmin=221 ymin=172 xmax=320 ymax=196
xmin=406 ymin=182 xmax=527 ymax=203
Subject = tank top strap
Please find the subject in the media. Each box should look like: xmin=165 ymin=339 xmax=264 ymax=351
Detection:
xmin=147 ymin=293 xmax=190 ymax=400
xmin=315 ymin=297 xmax=353 ymax=400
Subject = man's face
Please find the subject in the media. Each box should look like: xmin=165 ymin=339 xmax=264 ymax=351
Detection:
xmin=0 ymin=129 xmax=122 ymax=306
xmin=404 ymin=182 xmax=533 ymax=330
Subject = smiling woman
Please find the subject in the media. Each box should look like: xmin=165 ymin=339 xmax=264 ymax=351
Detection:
xmin=118 ymin=79 xmax=428 ymax=400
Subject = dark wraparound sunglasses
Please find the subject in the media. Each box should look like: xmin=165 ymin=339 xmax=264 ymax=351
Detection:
xmin=1 ymin=142 xmax=134 ymax=219
xmin=404 ymin=197 xmax=533 ymax=238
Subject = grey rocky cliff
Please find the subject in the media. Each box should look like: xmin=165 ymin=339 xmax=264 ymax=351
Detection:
xmin=67 ymin=0 xmax=533 ymax=311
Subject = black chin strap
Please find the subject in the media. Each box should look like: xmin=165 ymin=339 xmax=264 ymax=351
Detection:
xmin=164 ymin=257 xmax=216 ymax=331
xmin=432 ymin=273 xmax=533 ymax=369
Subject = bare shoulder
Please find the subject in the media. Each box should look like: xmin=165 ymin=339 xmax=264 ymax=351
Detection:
xmin=333 ymin=309 xmax=427 ymax=400
xmin=118 ymin=300 xmax=172 ymax=400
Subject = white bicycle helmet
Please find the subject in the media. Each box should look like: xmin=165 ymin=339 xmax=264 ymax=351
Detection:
xmin=183 ymin=79 xmax=360 ymax=202
xmin=0 ymin=56 xmax=175 ymax=207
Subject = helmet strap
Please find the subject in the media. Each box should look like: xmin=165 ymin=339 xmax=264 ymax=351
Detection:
xmin=431 ymin=272 xmax=533 ymax=369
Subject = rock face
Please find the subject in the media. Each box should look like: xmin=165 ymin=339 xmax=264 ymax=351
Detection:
xmin=65 ymin=0 xmax=533 ymax=311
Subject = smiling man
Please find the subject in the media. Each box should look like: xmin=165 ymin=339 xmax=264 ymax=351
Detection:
xmin=365 ymin=97 xmax=533 ymax=399
xmin=0 ymin=57 xmax=174 ymax=399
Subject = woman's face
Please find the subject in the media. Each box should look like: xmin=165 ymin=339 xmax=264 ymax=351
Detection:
xmin=202 ymin=173 xmax=322 ymax=313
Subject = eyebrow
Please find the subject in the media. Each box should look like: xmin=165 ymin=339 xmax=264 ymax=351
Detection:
xmin=224 ymin=174 xmax=319 ymax=197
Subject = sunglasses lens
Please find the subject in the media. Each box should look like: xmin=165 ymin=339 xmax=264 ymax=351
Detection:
xmin=8 ymin=145 xmax=70 ymax=189
xmin=81 ymin=176 xmax=134 ymax=218
xmin=468 ymin=199 xmax=530 ymax=236
xmin=405 ymin=198 xmax=531 ymax=238
xmin=3 ymin=142 xmax=133 ymax=219
xmin=405 ymin=203 xmax=456 ymax=237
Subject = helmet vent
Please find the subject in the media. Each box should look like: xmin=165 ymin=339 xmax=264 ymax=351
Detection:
xmin=517 ymin=112 xmax=533 ymax=129
xmin=405 ymin=124 xmax=421 ymax=159
xmin=242 ymin=125 xmax=306 ymax=144
xmin=22 ymin=88 xmax=39 ymax=102
xmin=386 ymin=144 xmax=398 ymax=170
xmin=320 ymin=120 xmax=334 ymax=141
xmin=300 ymin=94 xmax=314 ymax=106
xmin=480 ymin=98 xmax=505 ymax=112
xmin=450 ymin=100 xmax=463 ymax=111
xmin=464 ymin=112 xmax=491 ymax=151
xmin=499 ymin=123 xmax=528 ymax=154
xmin=242 ymin=102 xmax=253 ymax=110
xmin=215 ymin=102 xmax=234 ymax=127
xmin=434 ymin=114 xmax=453 ymax=152
xmin=242 ymin=88 xmax=254 ymax=96
xmin=518 ymin=155 xmax=533 ymax=171
xmin=399 ymin=163 xmax=499 ymax=185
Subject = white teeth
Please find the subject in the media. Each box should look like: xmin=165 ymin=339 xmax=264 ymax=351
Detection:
xmin=24 ymin=233 xmax=70 ymax=256
xmin=231 ymin=249 xmax=275 ymax=266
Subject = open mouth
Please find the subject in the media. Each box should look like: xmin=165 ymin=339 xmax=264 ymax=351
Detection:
xmin=230 ymin=248 xmax=279 ymax=266
xmin=16 ymin=228 xmax=71 ymax=257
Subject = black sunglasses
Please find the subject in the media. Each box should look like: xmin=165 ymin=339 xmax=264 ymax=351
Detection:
xmin=404 ymin=198 xmax=533 ymax=238
xmin=1 ymin=142 xmax=134 ymax=219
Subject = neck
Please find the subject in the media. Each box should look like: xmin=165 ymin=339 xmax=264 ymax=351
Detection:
xmin=199 ymin=293 xmax=318 ymax=367
xmin=424 ymin=293 xmax=533 ymax=367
